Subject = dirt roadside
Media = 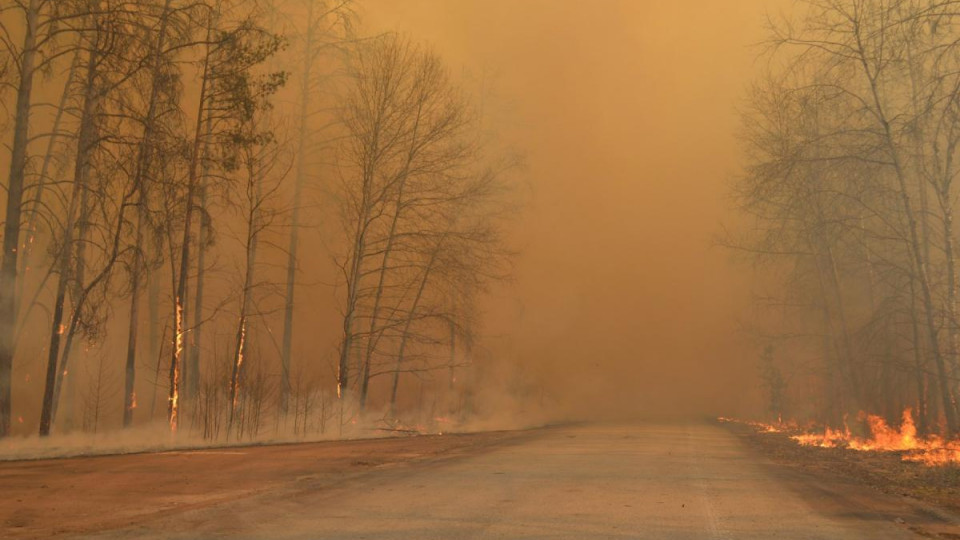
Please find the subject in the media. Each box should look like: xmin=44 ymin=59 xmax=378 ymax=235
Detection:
xmin=0 ymin=429 xmax=539 ymax=539
xmin=724 ymin=421 xmax=960 ymax=538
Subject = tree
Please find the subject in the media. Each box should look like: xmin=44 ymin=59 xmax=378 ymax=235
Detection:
xmin=279 ymin=0 xmax=355 ymax=419
xmin=733 ymin=0 xmax=960 ymax=434
xmin=335 ymin=33 xmax=514 ymax=416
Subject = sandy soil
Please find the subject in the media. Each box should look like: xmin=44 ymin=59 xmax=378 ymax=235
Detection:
xmin=0 ymin=430 xmax=531 ymax=539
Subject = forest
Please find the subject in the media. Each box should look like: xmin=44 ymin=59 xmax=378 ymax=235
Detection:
xmin=733 ymin=0 xmax=960 ymax=437
xmin=0 ymin=0 xmax=517 ymax=441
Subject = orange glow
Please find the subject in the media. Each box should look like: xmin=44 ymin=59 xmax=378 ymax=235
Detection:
xmin=729 ymin=409 xmax=960 ymax=466
xmin=170 ymin=298 xmax=183 ymax=433
xmin=232 ymin=318 xmax=246 ymax=411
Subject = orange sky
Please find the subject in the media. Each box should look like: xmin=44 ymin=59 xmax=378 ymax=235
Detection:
xmin=363 ymin=1 xmax=788 ymax=418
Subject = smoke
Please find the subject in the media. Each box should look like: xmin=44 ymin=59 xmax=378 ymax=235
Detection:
xmin=364 ymin=0 xmax=787 ymax=420
xmin=0 ymin=1 xmax=796 ymax=449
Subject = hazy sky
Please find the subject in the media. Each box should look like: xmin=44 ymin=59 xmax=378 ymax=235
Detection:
xmin=364 ymin=1 xmax=788 ymax=418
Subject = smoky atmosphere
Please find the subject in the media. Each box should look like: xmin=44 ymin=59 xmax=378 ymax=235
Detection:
xmin=4 ymin=1 xmax=960 ymax=539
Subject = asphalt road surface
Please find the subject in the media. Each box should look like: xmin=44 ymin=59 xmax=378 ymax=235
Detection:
xmin=6 ymin=423 xmax=960 ymax=539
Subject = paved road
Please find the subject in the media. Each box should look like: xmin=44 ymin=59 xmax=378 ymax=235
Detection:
xmin=79 ymin=423 xmax=960 ymax=539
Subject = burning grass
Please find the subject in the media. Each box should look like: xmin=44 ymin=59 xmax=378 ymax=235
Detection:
xmin=723 ymin=413 xmax=960 ymax=519
xmin=720 ymin=408 xmax=960 ymax=466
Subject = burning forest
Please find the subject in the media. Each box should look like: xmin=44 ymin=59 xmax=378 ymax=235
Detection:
xmin=6 ymin=1 xmax=960 ymax=538
xmin=0 ymin=0 xmax=521 ymax=450
xmin=722 ymin=408 xmax=960 ymax=467
xmin=726 ymin=0 xmax=960 ymax=476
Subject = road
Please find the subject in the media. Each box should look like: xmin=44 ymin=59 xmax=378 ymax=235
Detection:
xmin=5 ymin=423 xmax=960 ymax=539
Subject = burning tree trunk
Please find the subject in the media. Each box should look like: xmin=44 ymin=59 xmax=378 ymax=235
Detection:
xmin=123 ymin=0 xmax=176 ymax=429
xmin=228 ymin=178 xmax=260 ymax=434
xmin=169 ymin=11 xmax=214 ymax=433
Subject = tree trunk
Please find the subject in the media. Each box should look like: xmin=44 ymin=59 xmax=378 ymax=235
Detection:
xmin=0 ymin=0 xmax=39 ymax=438
xmin=389 ymin=235 xmax=444 ymax=416
xmin=124 ymin=0 xmax=174 ymax=428
xmin=169 ymin=13 xmax=214 ymax=433
xmin=187 ymin=183 xmax=207 ymax=405
xmin=39 ymin=44 xmax=100 ymax=437
xmin=280 ymin=0 xmax=316 ymax=419
xmin=229 ymin=176 xmax=260 ymax=434
xmin=17 ymin=50 xmax=80 ymax=324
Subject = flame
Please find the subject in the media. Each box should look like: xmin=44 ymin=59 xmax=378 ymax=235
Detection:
xmin=17 ymin=416 xmax=23 ymax=424
xmin=718 ymin=416 xmax=796 ymax=433
xmin=728 ymin=408 xmax=960 ymax=466
xmin=847 ymin=410 xmax=917 ymax=451
xmin=129 ymin=391 xmax=137 ymax=411
xmin=790 ymin=424 xmax=852 ymax=448
xmin=170 ymin=298 xmax=183 ymax=433
xmin=232 ymin=318 xmax=246 ymax=411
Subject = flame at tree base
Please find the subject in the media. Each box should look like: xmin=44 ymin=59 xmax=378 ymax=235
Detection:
xmin=721 ymin=408 xmax=960 ymax=466
xmin=169 ymin=298 xmax=184 ymax=434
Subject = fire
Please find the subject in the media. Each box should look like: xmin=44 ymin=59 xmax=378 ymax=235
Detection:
xmin=789 ymin=409 xmax=920 ymax=452
xmin=337 ymin=366 xmax=343 ymax=398
xmin=170 ymin=298 xmax=183 ymax=433
xmin=232 ymin=318 xmax=246 ymax=411
xmin=847 ymin=409 xmax=917 ymax=451
xmin=718 ymin=416 xmax=795 ymax=433
xmin=129 ymin=391 xmax=137 ymax=411
xmin=791 ymin=425 xmax=851 ymax=448
xmin=729 ymin=408 xmax=960 ymax=466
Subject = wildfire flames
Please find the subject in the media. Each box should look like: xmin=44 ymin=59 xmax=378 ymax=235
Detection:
xmin=170 ymin=298 xmax=183 ymax=433
xmin=723 ymin=409 xmax=960 ymax=466
xmin=232 ymin=318 xmax=246 ymax=411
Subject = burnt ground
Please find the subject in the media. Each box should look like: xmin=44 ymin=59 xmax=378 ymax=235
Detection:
xmin=0 ymin=429 xmax=536 ymax=539
xmin=724 ymin=421 xmax=960 ymax=538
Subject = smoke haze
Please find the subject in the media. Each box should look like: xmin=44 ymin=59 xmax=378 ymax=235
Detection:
xmin=365 ymin=1 xmax=784 ymax=419
xmin=0 ymin=1 xmax=799 ymax=446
